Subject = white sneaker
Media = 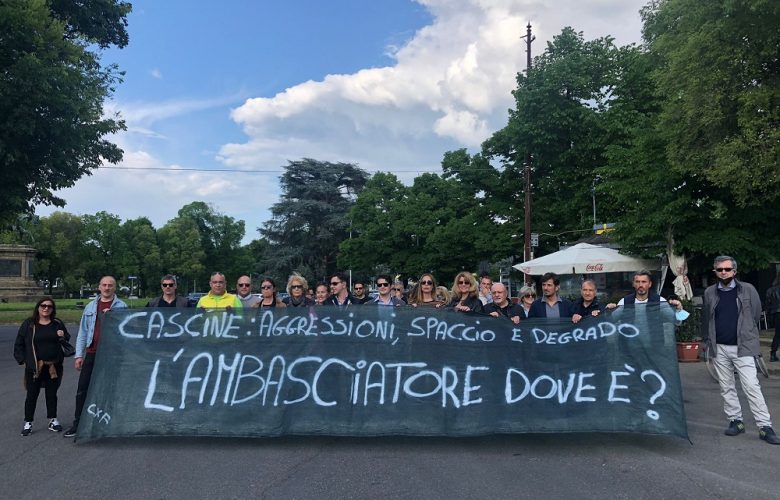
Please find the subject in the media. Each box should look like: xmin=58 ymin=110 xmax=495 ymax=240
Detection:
xmin=21 ymin=421 xmax=32 ymax=436
xmin=48 ymin=418 xmax=62 ymax=432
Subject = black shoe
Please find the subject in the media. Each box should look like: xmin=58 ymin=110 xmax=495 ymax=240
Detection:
xmin=725 ymin=419 xmax=745 ymax=436
xmin=21 ymin=422 xmax=32 ymax=436
xmin=63 ymin=425 xmax=77 ymax=438
xmin=770 ymin=353 xmax=779 ymax=362
xmin=759 ymin=426 xmax=780 ymax=445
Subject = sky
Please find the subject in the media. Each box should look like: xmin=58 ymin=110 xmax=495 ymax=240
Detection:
xmin=36 ymin=0 xmax=649 ymax=244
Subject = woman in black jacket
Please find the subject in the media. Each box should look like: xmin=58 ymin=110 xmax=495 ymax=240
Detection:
xmin=448 ymin=271 xmax=484 ymax=314
xmin=13 ymin=297 xmax=70 ymax=436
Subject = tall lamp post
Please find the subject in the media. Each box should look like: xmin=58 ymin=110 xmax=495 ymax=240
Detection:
xmin=521 ymin=23 xmax=535 ymax=284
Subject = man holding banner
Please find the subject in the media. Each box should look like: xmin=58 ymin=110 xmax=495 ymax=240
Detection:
xmin=196 ymin=272 xmax=242 ymax=311
xmin=64 ymin=276 xmax=127 ymax=438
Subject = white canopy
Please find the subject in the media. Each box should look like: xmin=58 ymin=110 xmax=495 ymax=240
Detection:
xmin=512 ymin=243 xmax=660 ymax=275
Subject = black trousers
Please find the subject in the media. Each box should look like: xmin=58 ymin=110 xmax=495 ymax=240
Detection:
xmin=24 ymin=365 xmax=63 ymax=422
xmin=73 ymin=352 xmax=96 ymax=424
xmin=771 ymin=313 xmax=780 ymax=354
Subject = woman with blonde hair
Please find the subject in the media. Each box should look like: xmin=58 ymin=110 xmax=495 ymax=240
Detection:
xmin=408 ymin=273 xmax=447 ymax=308
xmin=449 ymin=271 xmax=484 ymax=314
xmin=283 ymin=273 xmax=314 ymax=307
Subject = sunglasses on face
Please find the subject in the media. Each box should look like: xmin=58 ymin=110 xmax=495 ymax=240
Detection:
xmin=261 ymin=285 xmax=273 ymax=290
xmin=354 ymin=287 xmax=364 ymax=291
xmin=715 ymin=268 xmax=734 ymax=272
xmin=39 ymin=304 xmax=54 ymax=309
xmin=458 ymin=280 xmax=469 ymax=285
xmin=161 ymin=283 xmax=175 ymax=288
xmin=291 ymin=284 xmax=303 ymax=289
xmin=523 ymin=294 xmax=536 ymax=298
xmin=330 ymin=281 xmax=341 ymax=286
xmin=376 ymin=282 xmax=389 ymax=287
xmin=237 ymin=283 xmax=251 ymax=288
xmin=392 ymin=288 xmax=402 ymax=292
xmin=420 ymin=280 xmax=433 ymax=285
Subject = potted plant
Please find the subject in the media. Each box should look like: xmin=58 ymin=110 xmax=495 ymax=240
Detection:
xmin=675 ymin=300 xmax=701 ymax=362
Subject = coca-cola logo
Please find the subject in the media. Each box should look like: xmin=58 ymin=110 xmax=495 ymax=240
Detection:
xmin=585 ymin=263 xmax=604 ymax=272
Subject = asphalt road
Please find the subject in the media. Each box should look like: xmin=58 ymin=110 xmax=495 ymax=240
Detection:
xmin=2 ymin=324 xmax=780 ymax=500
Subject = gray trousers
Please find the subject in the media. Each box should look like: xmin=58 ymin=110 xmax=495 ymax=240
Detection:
xmin=714 ymin=344 xmax=772 ymax=428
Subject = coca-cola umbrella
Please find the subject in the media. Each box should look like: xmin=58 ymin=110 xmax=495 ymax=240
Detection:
xmin=512 ymin=243 xmax=660 ymax=275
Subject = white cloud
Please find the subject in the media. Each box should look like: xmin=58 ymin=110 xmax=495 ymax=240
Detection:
xmin=221 ymin=0 xmax=647 ymax=172
xmin=37 ymin=0 xmax=648 ymax=245
xmin=150 ymin=68 xmax=163 ymax=79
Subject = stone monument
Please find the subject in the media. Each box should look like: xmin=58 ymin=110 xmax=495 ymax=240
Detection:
xmin=0 ymin=245 xmax=43 ymax=302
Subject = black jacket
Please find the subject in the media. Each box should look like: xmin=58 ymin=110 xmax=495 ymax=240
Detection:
xmin=146 ymin=296 xmax=190 ymax=308
xmin=14 ymin=318 xmax=71 ymax=371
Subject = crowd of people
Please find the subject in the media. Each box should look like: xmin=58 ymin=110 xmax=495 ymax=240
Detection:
xmin=13 ymin=255 xmax=780 ymax=446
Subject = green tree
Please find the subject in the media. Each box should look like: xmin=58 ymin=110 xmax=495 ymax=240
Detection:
xmin=158 ymin=216 xmax=206 ymax=293
xmin=482 ymin=27 xmax=624 ymax=254
xmin=81 ymin=211 xmax=126 ymax=282
xmin=118 ymin=217 xmax=162 ymax=296
xmin=0 ymin=0 xmax=130 ymax=227
xmin=29 ymin=211 xmax=86 ymax=296
xmin=599 ymin=0 xmax=780 ymax=271
xmin=176 ymin=201 xmax=246 ymax=283
xmin=642 ymin=0 xmax=780 ymax=206
xmin=261 ymin=159 xmax=369 ymax=282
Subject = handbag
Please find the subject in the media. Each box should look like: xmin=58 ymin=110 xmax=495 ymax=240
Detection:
xmin=61 ymin=339 xmax=76 ymax=357
xmin=49 ymin=320 xmax=75 ymax=357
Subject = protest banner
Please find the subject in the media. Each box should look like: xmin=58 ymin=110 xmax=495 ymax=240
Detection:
xmin=77 ymin=305 xmax=687 ymax=440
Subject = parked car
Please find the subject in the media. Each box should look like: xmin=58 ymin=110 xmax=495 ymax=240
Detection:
xmin=186 ymin=292 xmax=206 ymax=307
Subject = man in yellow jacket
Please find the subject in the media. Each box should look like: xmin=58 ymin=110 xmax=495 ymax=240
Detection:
xmin=196 ymin=272 xmax=243 ymax=310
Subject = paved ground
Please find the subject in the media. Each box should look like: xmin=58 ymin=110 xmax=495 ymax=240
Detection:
xmin=2 ymin=325 xmax=780 ymax=499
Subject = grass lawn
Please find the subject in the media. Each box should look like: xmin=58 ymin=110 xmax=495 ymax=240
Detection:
xmin=0 ymin=298 xmax=151 ymax=325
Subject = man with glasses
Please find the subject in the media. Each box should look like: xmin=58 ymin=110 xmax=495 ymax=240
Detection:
xmin=327 ymin=272 xmax=358 ymax=307
xmin=352 ymin=280 xmax=371 ymax=304
xmin=235 ymin=275 xmax=260 ymax=308
xmin=64 ymin=276 xmax=127 ymax=438
xmin=146 ymin=274 xmax=189 ymax=308
xmin=485 ymin=283 xmax=523 ymax=324
xmin=703 ymin=255 xmax=780 ymax=445
xmin=372 ymin=274 xmax=404 ymax=307
xmin=196 ymin=272 xmax=242 ymax=310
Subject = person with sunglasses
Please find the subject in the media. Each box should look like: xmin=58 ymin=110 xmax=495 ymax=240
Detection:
xmin=449 ymin=271 xmax=484 ymax=314
xmin=14 ymin=297 xmax=71 ymax=436
xmin=257 ymin=277 xmax=287 ymax=308
xmin=352 ymin=280 xmax=372 ymax=304
xmin=518 ymin=285 xmax=537 ymax=318
xmin=392 ymin=281 xmax=407 ymax=304
xmin=702 ymin=255 xmax=780 ymax=445
xmin=372 ymin=274 xmax=405 ymax=307
xmin=283 ymin=273 xmax=314 ymax=307
xmin=235 ymin=275 xmax=261 ymax=308
xmin=408 ymin=273 xmax=447 ymax=308
xmin=327 ymin=272 xmax=359 ymax=307
xmin=146 ymin=274 xmax=189 ymax=308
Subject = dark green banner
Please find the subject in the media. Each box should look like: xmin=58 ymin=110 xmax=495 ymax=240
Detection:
xmin=78 ymin=305 xmax=687 ymax=440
